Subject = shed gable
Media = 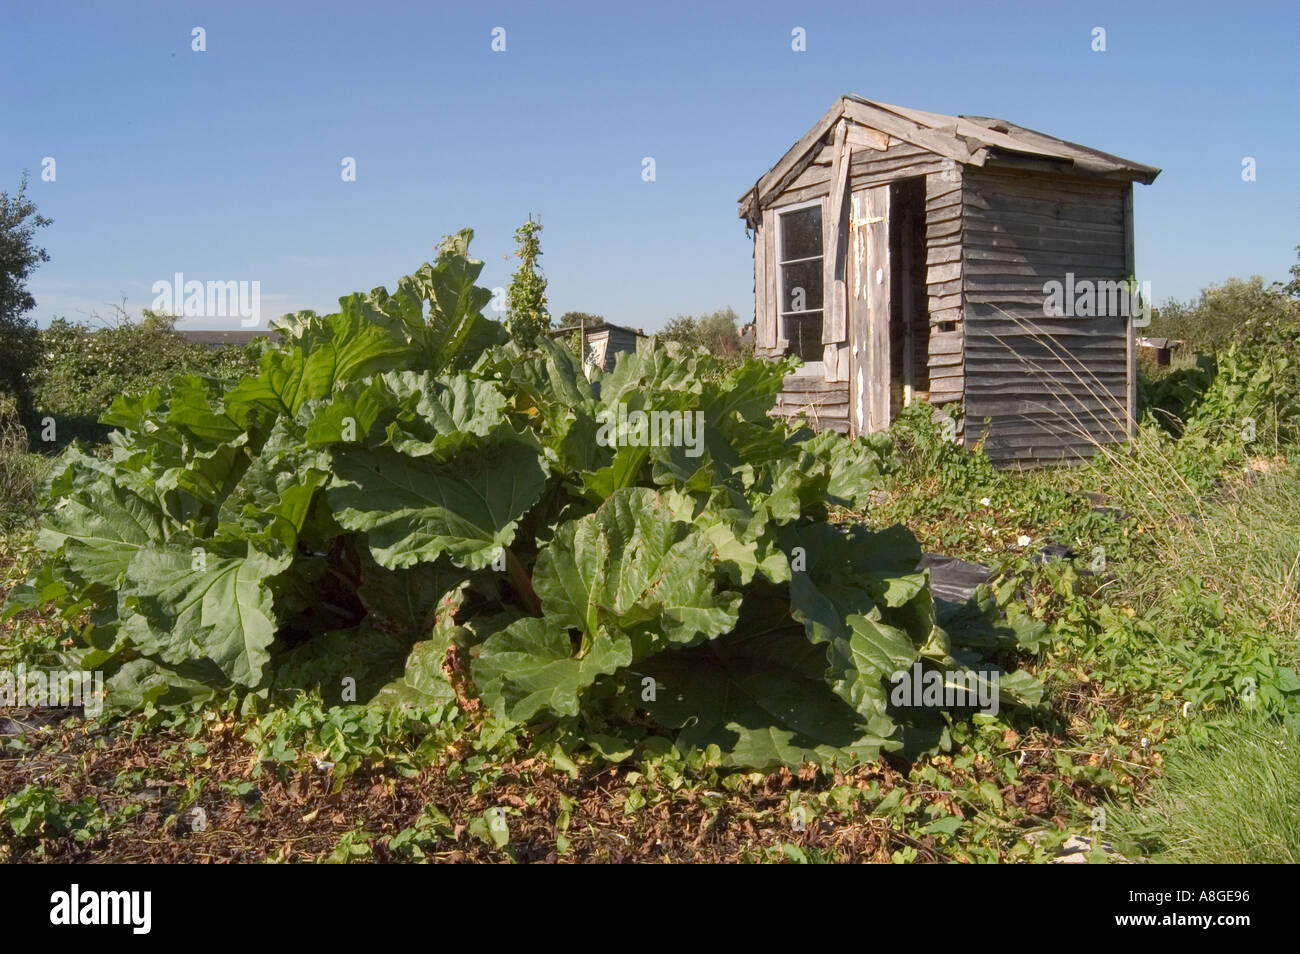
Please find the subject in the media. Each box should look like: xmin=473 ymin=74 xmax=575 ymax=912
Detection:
xmin=739 ymin=95 xmax=1159 ymax=227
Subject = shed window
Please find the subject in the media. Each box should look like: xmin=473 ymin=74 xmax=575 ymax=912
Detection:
xmin=777 ymin=202 xmax=823 ymax=362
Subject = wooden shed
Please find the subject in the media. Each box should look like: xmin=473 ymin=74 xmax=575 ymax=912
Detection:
xmin=739 ymin=95 xmax=1159 ymax=465
xmin=549 ymin=320 xmax=645 ymax=372
xmin=1136 ymin=336 xmax=1183 ymax=367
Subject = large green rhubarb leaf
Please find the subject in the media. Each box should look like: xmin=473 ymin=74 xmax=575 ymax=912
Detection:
xmin=225 ymin=303 xmax=412 ymax=421
xmin=476 ymin=336 xmax=605 ymax=472
xmin=105 ymin=657 xmax=222 ymax=711
xmin=40 ymin=482 xmax=168 ymax=586
xmin=661 ymin=487 xmax=789 ymax=586
xmin=783 ymin=522 xmax=933 ymax=719
xmin=123 ymin=545 xmax=290 ymax=686
xmin=532 ymin=486 xmax=740 ymax=658
xmin=305 ymin=371 xmax=510 ymax=462
xmin=380 ymin=372 xmax=510 ymax=459
xmin=373 ymin=572 xmax=475 ymax=713
xmin=367 ymin=228 xmax=508 ymax=374
xmin=795 ymin=429 xmax=892 ymax=509
xmin=472 ymin=487 xmax=740 ymax=723
xmin=640 ymin=622 xmax=896 ymax=770
xmin=357 ymin=558 xmax=470 ymax=638
xmin=474 ymin=617 xmax=632 ymax=721
xmin=598 ymin=340 xmax=705 ymax=410
xmin=164 ymin=375 xmax=245 ymax=445
xmin=327 ymin=438 xmax=547 ymax=570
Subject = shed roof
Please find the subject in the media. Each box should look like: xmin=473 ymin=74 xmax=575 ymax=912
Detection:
xmin=548 ymin=320 xmax=646 ymax=338
xmin=177 ymin=329 xmax=282 ymax=347
xmin=739 ymin=95 xmax=1160 ymax=222
xmin=1137 ymin=336 xmax=1183 ymax=350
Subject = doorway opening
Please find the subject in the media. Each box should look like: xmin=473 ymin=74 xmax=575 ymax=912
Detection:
xmin=888 ymin=178 xmax=930 ymax=418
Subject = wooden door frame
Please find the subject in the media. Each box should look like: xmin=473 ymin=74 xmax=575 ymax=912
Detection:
xmin=849 ymin=185 xmax=891 ymax=436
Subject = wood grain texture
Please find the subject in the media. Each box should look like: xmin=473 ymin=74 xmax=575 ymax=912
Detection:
xmin=1124 ymin=184 xmax=1137 ymax=439
xmin=960 ymin=168 xmax=1131 ymax=464
xmin=758 ymin=209 xmax=778 ymax=352
xmin=822 ymin=124 xmax=851 ymax=356
xmin=770 ymin=376 xmax=852 ymax=434
xmin=865 ymin=185 xmax=892 ymax=432
xmin=754 ymin=214 xmax=768 ymax=350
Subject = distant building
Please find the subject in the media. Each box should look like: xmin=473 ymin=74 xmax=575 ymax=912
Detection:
xmin=176 ymin=330 xmax=282 ymax=349
xmin=1136 ymin=336 xmax=1183 ymax=366
xmin=549 ymin=321 xmax=645 ymax=372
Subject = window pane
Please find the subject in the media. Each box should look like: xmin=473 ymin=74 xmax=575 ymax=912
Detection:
xmin=779 ymin=206 xmax=822 ymax=261
xmin=785 ymin=313 xmax=824 ymax=362
xmin=781 ymin=260 xmax=823 ymax=314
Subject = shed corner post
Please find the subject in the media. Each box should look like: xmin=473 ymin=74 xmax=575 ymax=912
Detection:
xmin=756 ymin=208 xmax=779 ymax=357
xmin=1124 ymin=184 xmax=1137 ymax=445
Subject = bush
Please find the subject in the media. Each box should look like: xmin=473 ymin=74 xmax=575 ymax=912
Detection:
xmin=1151 ymin=275 xmax=1298 ymax=355
xmin=1144 ymin=253 xmax=1300 ymax=451
xmin=28 ymin=312 xmax=260 ymax=445
xmin=1141 ymin=346 xmax=1297 ymax=455
xmin=0 ymin=393 xmax=50 ymax=530
xmin=660 ymin=308 xmax=748 ymax=360
xmin=885 ymin=401 xmax=997 ymax=500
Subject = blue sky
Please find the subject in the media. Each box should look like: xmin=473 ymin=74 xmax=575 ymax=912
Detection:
xmin=3 ymin=0 xmax=1297 ymax=332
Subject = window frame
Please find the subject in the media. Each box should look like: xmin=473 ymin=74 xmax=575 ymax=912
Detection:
xmin=774 ymin=197 xmax=826 ymax=373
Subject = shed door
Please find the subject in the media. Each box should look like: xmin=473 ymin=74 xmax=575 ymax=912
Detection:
xmin=589 ymin=332 xmax=609 ymax=371
xmin=849 ymin=186 xmax=891 ymax=434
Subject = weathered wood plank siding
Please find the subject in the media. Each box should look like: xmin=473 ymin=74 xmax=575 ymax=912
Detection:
xmin=601 ymin=327 xmax=640 ymax=371
xmin=925 ymin=169 xmax=964 ymax=415
xmin=960 ymin=167 xmax=1130 ymax=465
xmin=760 ymin=138 xmax=946 ymax=210
xmin=769 ymin=374 xmax=851 ymax=434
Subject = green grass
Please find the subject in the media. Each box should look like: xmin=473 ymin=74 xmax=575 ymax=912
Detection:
xmin=1064 ymin=452 xmax=1300 ymax=864
xmin=0 ymin=436 xmax=52 ymax=533
xmin=1169 ymin=468 xmax=1300 ymax=651
xmin=1107 ymin=708 xmax=1300 ymax=863
xmin=1098 ymin=467 xmax=1300 ymax=864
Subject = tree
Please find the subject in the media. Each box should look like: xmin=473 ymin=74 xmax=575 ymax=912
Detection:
xmin=658 ymin=308 xmax=743 ymax=356
xmin=1147 ymin=250 xmax=1300 ymax=414
xmin=557 ymin=311 xmax=603 ymax=328
xmin=505 ymin=217 xmax=549 ymax=343
xmin=1151 ymin=275 xmax=1294 ymax=353
xmin=0 ymin=173 xmax=52 ymax=407
xmin=659 ymin=315 xmax=698 ymax=345
xmin=696 ymin=307 xmax=743 ymax=356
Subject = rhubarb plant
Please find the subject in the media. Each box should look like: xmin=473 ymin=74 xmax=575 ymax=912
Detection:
xmin=4 ymin=230 xmax=1042 ymax=768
